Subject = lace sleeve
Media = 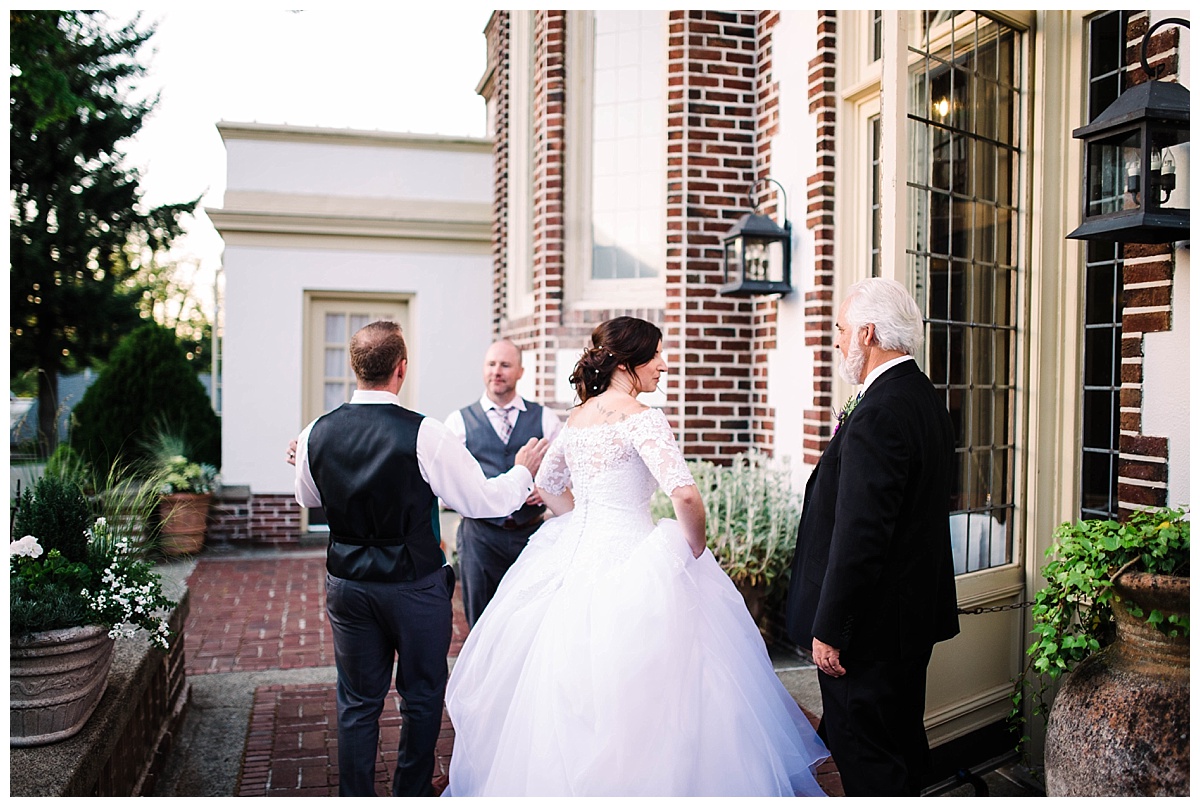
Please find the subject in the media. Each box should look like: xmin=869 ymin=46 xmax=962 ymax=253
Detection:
xmin=631 ymin=409 xmax=695 ymax=494
xmin=535 ymin=430 xmax=571 ymax=495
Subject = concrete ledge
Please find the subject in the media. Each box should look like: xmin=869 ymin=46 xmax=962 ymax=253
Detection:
xmin=9 ymin=559 xmax=194 ymax=797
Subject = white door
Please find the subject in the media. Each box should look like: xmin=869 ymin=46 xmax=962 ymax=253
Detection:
xmin=303 ymin=293 xmax=411 ymax=530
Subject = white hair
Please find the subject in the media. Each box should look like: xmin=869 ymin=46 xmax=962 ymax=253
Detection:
xmin=843 ymin=277 xmax=924 ymax=356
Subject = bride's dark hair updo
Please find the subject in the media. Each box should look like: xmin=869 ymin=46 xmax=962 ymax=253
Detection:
xmin=569 ymin=316 xmax=663 ymax=404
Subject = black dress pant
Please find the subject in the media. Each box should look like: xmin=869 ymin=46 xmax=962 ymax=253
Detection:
xmin=817 ymin=645 xmax=935 ymax=796
xmin=326 ymin=566 xmax=454 ymax=796
xmin=456 ymin=517 xmax=538 ymax=627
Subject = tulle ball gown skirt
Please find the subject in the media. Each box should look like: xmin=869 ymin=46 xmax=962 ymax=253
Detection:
xmin=444 ymin=512 xmax=829 ymax=797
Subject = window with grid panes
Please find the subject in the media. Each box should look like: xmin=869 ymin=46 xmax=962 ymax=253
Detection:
xmin=908 ymin=12 xmax=1020 ymax=574
xmin=1079 ymin=10 xmax=1131 ymax=520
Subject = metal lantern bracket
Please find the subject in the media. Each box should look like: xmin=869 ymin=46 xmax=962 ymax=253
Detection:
xmin=1068 ymin=17 xmax=1190 ymax=244
xmin=720 ymin=177 xmax=794 ymax=297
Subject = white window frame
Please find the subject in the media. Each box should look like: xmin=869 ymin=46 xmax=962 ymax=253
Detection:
xmin=564 ymin=9 xmax=667 ymax=310
xmin=506 ymin=11 xmax=536 ymax=320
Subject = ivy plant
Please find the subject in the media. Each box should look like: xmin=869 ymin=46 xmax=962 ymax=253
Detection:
xmin=1011 ymin=506 xmax=1190 ymax=748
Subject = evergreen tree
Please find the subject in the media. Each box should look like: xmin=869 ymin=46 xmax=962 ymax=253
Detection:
xmin=71 ymin=322 xmax=220 ymax=473
xmin=10 ymin=11 xmax=198 ymax=455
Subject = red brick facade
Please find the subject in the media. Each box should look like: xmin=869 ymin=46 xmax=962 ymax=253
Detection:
xmin=801 ymin=12 xmax=839 ymax=467
xmin=1116 ymin=12 xmax=1180 ymax=516
xmin=481 ymin=10 xmax=803 ymax=464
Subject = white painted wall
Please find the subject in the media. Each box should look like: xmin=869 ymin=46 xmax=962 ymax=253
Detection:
xmin=221 ymin=245 xmax=492 ymax=493
xmin=214 ymin=126 xmax=494 ymax=495
xmin=1142 ymin=254 xmax=1191 ymax=508
xmin=224 ymin=137 xmax=493 ymax=202
xmin=764 ymin=9 xmax=822 ymax=484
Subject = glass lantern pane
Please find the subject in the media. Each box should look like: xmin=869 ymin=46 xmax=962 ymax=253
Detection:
xmin=724 ymin=238 xmax=742 ymax=284
xmin=764 ymin=239 xmax=785 ymax=283
xmin=1150 ymin=127 xmax=1189 ymax=212
xmin=1086 ymin=132 xmax=1140 ymax=216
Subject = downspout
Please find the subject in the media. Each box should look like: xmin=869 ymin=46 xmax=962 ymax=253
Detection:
xmin=677 ymin=12 xmax=690 ymax=446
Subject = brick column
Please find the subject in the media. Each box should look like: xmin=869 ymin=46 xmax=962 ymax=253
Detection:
xmin=667 ymin=10 xmax=760 ymax=461
xmin=1116 ymin=12 xmax=1181 ymax=515
xmin=801 ymin=11 xmax=838 ymax=466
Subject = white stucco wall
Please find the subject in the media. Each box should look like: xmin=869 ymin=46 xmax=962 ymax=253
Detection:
xmin=763 ymin=9 xmax=822 ymax=483
xmin=1142 ymin=253 xmax=1191 ymax=508
xmin=212 ymin=125 xmax=494 ymax=495
xmin=221 ymin=245 xmax=492 ymax=493
xmin=224 ymin=135 xmax=493 ymax=202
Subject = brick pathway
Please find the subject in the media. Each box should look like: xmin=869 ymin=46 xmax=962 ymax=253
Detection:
xmin=185 ymin=549 xmax=840 ymax=796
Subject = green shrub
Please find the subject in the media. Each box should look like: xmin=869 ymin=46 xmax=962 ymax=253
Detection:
xmin=71 ymin=322 xmax=220 ymax=472
xmin=652 ymin=451 xmax=802 ymax=605
xmin=12 ymin=474 xmax=92 ymax=563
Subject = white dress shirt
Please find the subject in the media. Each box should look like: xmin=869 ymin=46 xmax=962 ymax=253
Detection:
xmin=294 ymin=390 xmax=535 ymax=518
xmin=443 ymin=393 xmax=563 ymax=447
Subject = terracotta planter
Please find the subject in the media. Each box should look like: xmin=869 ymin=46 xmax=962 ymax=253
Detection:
xmin=1044 ymin=569 xmax=1190 ymax=796
xmin=158 ymin=492 xmax=212 ymax=556
xmin=10 ymin=624 xmax=115 ymax=747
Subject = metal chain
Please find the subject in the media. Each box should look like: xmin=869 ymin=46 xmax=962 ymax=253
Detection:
xmin=957 ymin=600 xmax=1034 ymax=615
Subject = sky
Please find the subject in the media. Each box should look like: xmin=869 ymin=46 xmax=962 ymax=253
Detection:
xmin=112 ymin=7 xmax=495 ymax=303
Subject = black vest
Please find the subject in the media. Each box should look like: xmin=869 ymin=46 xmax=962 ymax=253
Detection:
xmin=308 ymin=403 xmax=443 ymax=582
xmin=461 ymin=400 xmax=546 ymax=527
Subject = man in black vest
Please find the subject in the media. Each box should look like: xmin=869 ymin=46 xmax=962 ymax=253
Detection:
xmin=785 ymin=278 xmax=959 ymax=796
xmin=293 ymin=321 xmax=548 ymax=796
xmin=444 ymin=340 xmax=562 ymax=626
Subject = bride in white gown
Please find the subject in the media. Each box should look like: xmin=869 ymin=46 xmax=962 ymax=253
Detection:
xmin=444 ymin=317 xmax=829 ymax=797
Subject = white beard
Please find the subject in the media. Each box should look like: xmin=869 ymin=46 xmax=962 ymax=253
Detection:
xmin=838 ymin=340 xmax=866 ymax=385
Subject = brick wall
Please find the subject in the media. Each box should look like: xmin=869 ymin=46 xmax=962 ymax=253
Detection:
xmin=666 ymin=10 xmax=761 ymax=461
xmin=801 ymin=11 xmax=839 ymax=466
xmin=207 ymin=489 xmax=302 ymax=546
xmin=749 ymin=11 xmax=783 ymax=453
xmin=1116 ymin=12 xmax=1181 ymax=515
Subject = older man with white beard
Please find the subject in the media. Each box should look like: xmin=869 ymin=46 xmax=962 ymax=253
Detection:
xmin=785 ymin=277 xmax=960 ymax=796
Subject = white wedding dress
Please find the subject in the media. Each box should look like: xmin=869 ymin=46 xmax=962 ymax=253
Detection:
xmin=444 ymin=408 xmax=828 ymax=796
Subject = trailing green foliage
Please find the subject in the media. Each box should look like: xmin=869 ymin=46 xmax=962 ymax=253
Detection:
xmin=71 ymin=322 xmax=220 ymax=473
xmin=652 ymin=452 xmax=802 ymax=603
xmin=1011 ymin=506 xmax=1190 ymax=748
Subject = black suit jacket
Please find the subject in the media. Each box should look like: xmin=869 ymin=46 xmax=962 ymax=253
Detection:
xmin=786 ymin=360 xmax=960 ymax=660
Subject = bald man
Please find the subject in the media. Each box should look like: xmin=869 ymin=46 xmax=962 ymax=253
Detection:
xmin=444 ymin=340 xmax=563 ymax=626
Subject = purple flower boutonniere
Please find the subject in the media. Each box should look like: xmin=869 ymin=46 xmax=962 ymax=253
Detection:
xmin=833 ymin=393 xmax=862 ymax=436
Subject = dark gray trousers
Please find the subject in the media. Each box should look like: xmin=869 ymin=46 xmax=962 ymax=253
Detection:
xmin=456 ymin=517 xmax=539 ymax=627
xmin=325 ymin=566 xmax=454 ymax=796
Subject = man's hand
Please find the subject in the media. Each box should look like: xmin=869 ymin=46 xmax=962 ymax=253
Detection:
xmin=812 ymin=637 xmax=845 ymax=677
xmin=286 ymin=439 xmax=298 ymax=466
xmin=514 ymin=437 xmax=549 ymax=477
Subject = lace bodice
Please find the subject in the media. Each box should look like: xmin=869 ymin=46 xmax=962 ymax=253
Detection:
xmin=536 ymin=407 xmax=694 ymax=530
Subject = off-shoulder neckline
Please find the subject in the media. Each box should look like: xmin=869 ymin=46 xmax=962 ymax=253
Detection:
xmin=564 ymin=406 xmax=661 ymax=432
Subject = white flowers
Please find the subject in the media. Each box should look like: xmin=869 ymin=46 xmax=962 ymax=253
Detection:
xmin=10 ymin=535 xmax=43 ymax=559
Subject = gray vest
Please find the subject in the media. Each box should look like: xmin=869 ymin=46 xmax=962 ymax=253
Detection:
xmin=461 ymin=400 xmax=546 ymax=527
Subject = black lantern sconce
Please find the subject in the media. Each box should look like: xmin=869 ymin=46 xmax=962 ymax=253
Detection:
xmin=1068 ymin=17 xmax=1190 ymax=244
xmin=720 ymin=177 xmax=793 ymax=297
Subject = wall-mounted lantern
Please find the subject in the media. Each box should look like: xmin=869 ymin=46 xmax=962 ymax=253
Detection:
xmin=1068 ymin=17 xmax=1190 ymax=244
xmin=721 ymin=177 xmax=793 ymax=297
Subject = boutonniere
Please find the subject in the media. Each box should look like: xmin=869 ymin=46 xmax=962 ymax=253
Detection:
xmin=833 ymin=393 xmax=862 ymax=436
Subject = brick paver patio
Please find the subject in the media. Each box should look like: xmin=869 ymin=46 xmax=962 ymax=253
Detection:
xmin=184 ymin=548 xmax=841 ymax=796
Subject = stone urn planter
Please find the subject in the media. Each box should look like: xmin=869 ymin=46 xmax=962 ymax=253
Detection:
xmin=1044 ymin=569 xmax=1190 ymax=796
xmin=10 ymin=625 xmax=116 ymax=747
xmin=158 ymin=492 xmax=212 ymax=555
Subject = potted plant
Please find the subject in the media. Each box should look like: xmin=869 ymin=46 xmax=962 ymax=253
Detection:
xmin=141 ymin=428 xmax=218 ymax=556
xmin=1015 ymin=506 xmax=1189 ymax=795
xmin=154 ymin=454 xmax=218 ymax=556
xmin=652 ymin=452 xmax=802 ymax=641
xmin=10 ymin=472 xmax=175 ymax=746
